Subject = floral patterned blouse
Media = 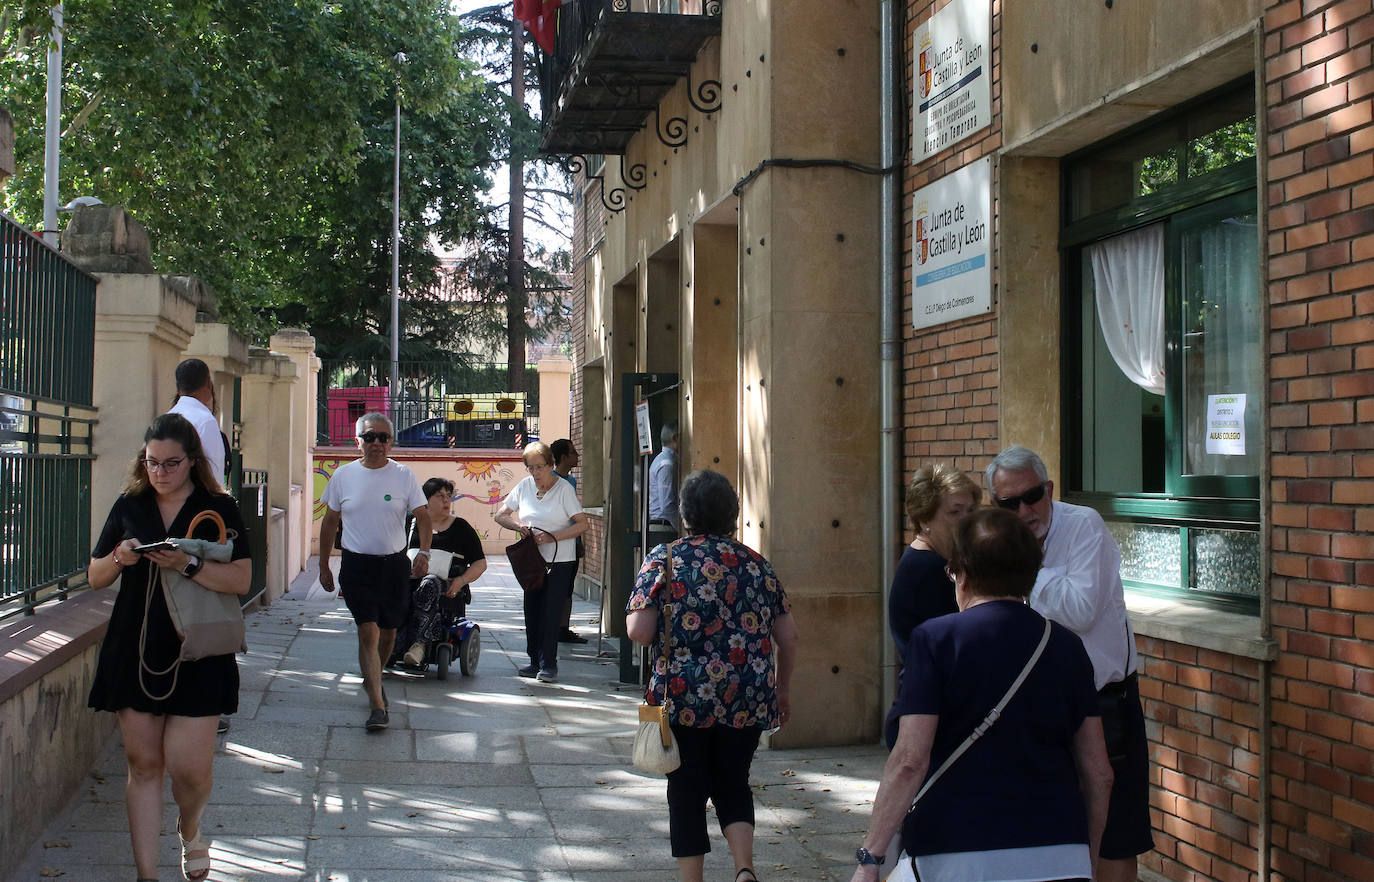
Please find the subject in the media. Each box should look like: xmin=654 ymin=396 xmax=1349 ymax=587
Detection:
xmin=627 ymin=534 xmax=791 ymax=729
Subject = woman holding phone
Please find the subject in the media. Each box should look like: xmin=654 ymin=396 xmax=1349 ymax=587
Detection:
xmin=86 ymin=413 xmax=251 ymax=881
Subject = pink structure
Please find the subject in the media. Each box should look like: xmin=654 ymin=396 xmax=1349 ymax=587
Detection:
xmin=326 ymin=386 xmax=389 ymax=444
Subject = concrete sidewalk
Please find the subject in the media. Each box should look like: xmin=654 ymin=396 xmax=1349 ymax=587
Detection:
xmin=8 ymin=557 xmax=887 ymax=882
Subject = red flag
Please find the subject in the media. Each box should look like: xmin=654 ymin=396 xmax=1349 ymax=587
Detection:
xmin=514 ymin=0 xmax=562 ymax=54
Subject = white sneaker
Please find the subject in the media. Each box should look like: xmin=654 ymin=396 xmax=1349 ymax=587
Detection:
xmin=403 ymin=641 xmax=426 ymax=667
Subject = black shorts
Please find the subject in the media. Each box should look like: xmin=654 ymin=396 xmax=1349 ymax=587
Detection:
xmin=339 ymin=549 xmax=410 ymax=629
xmin=1098 ymin=673 xmax=1155 ymax=860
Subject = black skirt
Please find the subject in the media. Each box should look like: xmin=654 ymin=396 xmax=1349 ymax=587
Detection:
xmin=87 ymin=488 xmax=246 ymax=717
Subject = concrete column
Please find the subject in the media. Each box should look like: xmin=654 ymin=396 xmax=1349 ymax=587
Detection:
xmin=536 ymin=356 xmax=573 ymax=444
xmin=88 ymin=273 xmax=197 ymax=537
xmin=743 ymin=167 xmax=885 ymax=747
xmin=688 ymin=222 xmax=739 ymax=489
xmin=269 ymin=328 xmax=319 ymax=579
xmin=241 ymin=348 xmax=297 ymax=603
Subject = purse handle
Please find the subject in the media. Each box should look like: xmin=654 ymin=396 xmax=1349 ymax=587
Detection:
xmin=186 ymin=509 xmax=227 ymax=543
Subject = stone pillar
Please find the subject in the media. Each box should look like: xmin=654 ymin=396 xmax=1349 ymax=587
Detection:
xmin=269 ymin=328 xmax=319 ymax=579
xmin=242 ymin=348 xmax=297 ymax=603
xmin=65 ymin=206 xmax=196 ymax=537
xmin=537 ymin=356 xmax=573 ymax=444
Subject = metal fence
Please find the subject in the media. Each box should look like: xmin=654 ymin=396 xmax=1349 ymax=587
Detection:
xmin=1 ymin=211 xmax=99 ymax=618
xmin=317 ymin=360 xmax=540 ymax=449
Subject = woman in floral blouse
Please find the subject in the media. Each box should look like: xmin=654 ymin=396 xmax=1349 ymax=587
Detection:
xmin=627 ymin=469 xmax=799 ymax=882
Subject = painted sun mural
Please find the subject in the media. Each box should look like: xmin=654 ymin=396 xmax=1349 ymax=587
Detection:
xmin=458 ymin=460 xmax=499 ymax=481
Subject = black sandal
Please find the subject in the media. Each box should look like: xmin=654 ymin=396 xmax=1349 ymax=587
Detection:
xmin=735 ymin=870 xmax=759 ymax=882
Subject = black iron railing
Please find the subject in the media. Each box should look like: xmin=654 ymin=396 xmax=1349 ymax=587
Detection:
xmin=317 ymin=359 xmax=540 ymax=449
xmin=535 ymin=0 xmax=722 ymax=126
xmin=0 ymin=211 xmax=99 ymax=618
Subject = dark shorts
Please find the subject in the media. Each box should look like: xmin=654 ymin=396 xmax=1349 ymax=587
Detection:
xmin=339 ymin=549 xmax=410 ymax=629
xmin=1099 ymin=673 xmax=1155 ymax=860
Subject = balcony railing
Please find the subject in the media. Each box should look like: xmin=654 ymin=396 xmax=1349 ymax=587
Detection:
xmin=536 ymin=0 xmax=723 ymax=156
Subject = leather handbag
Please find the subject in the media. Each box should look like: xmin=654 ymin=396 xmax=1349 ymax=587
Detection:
xmin=632 ymin=541 xmax=681 ymax=774
xmin=506 ymin=527 xmax=556 ymax=592
xmin=140 ymin=509 xmax=245 ymax=700
xmin=882 ymin=618 xmax=1053 ymax=880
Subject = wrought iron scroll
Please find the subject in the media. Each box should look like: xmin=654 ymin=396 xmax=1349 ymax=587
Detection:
xmin=562 ymin=154 xmax=628 ymax=214
xmin=705 ymin=1 xmax=722 ymax=15
xmin=620 ymin=159 xmax=647 ymax=191
xmin=654 ymin=106 xmax=688 ymax=148
xmin=687 ymin=67 xmax=721 ymax=114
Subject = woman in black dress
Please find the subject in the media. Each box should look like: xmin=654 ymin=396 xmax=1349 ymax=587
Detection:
xmin=87 ymin=414 xmax=251 ymax=882
xmin=398 ymin=477 xmax=487 ymax=665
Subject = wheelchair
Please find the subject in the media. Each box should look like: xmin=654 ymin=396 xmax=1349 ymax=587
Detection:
xmin=391 ymin=578 xmax=481 ymax=679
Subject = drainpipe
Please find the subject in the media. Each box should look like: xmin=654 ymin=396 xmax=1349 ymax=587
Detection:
xmin=878 ymin=0 xmax=901 ymax=716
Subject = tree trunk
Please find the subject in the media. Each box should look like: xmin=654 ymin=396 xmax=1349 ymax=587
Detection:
xmin=506 ymin=18 xmax=527 ymax=393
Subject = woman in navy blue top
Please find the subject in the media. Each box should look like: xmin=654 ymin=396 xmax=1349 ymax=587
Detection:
xmin=888 ymin=463 xmax=980 ymax=660
xmin=851 ymin=508 xmax=1114 ymax=882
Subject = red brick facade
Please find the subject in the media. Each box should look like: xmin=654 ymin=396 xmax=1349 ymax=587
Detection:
xmin=901 ymin=0 xmax=1003 ymax=482
xmin=1264 ymin=1 xmax=1374 ymax=880
xmin=572 ymin=168 xmax=606 ymax=584
xmin=895 ymin=1 xmax=1374 ymax=880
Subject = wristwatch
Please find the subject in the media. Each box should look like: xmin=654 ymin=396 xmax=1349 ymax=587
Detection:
xmin=855 ymin=846 xmax=885 ymax=867
xmin=181 ymin=554 xmax=203 ymax=578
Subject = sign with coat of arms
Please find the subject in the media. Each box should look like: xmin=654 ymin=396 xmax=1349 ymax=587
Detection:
xmin=914 ymin=0 xmax=991 ymax=161
xmin=912 ymin=156 xmax=992 ymax=330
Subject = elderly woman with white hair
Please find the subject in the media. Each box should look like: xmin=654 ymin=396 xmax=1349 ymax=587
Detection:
xmin=494 ymin=440 xmax=590 ymax=683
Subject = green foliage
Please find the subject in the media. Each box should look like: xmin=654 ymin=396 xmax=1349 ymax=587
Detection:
xmin=1 ymin=0 xmax=511 ymax=357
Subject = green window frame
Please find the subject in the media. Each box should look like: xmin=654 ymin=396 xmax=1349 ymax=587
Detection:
xmin=1062 ymin=80 xmax=1260 ymax=609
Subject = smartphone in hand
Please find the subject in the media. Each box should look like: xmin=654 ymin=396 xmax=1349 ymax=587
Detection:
xmin=132 ymin=540 xmax=176 ymax=554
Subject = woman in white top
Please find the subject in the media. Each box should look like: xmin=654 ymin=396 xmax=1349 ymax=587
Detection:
xmin=494 ymin=441 xmax=589 ymax=682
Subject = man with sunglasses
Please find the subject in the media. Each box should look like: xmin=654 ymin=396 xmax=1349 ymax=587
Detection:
xmin=986 ymin=445 xmax=1153 ymax=882
xmin=318 ymin=413 xmax=432 ymax=732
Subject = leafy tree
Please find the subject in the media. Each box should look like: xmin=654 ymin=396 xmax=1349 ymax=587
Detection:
xmin=1 ymin=0 xmax=509 ymax=361
xmin=452 ymin=3 xmax=572 ymax=390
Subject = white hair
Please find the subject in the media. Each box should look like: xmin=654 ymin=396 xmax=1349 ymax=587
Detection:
xmin=985 ymin=445 xmax=1049 ymax=489
xmin=355 ymin=412 xmax=393 ymax=435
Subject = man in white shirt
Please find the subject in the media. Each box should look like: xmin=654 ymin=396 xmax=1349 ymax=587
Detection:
xmin=987 ymin=445 xmax=1154 ymax=882
xmin=648 ymin=422 xmax=680 ymax=539
xmin=319 ymin=413 xmax=432 ymax=732
xmin=167 ymin=358 xmax=226 ymax=486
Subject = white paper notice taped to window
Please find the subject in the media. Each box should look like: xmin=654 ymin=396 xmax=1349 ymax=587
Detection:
xmin=1206 ymin=393 xmax=1247 ymax=456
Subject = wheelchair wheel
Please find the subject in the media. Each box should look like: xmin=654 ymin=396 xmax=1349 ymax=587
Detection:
xmin=460 ymin=625 xmax=481 ymax=676
xmin=435 ymin=642 xmax=452 ymax=680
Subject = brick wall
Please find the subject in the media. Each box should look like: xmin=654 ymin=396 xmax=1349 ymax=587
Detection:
xmin=901 ymin=0 xmax=1003 ymax=496
xmin=1263 ymin=1 xmax=1374 ymax=879
xmin=1138 ymin=637 xmax=1264 ymax=882
xmin=572 ymin=166 xmax=607 ymax=583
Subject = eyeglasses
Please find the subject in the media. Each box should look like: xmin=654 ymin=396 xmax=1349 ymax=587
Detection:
xmin=359 ymin=431 xmax=391 ymax=444
xmin=141 ymin=456 xmax=187 ymax=473
xmin=994 ymin=483 xmax=1047 ymax=511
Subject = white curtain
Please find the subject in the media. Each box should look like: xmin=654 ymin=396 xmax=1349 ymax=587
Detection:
xmin=1088 ymin=223 xmax=1166 ymax=395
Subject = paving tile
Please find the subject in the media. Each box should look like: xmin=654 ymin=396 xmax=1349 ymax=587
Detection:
xmin=7 ymin=563 xmax=889 ymax=881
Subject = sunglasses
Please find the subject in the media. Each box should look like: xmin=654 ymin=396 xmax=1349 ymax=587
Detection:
xmin=994 ymin=483 xmax=1047 ymax=510
xmin=359 ymin=431 xmax=392 ymax=444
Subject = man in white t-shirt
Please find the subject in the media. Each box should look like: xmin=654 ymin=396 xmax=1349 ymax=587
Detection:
xmin=167 ymin=358 xmax=226 ymax=486
xmin=319 ymin=413 xmax=432 ymax=732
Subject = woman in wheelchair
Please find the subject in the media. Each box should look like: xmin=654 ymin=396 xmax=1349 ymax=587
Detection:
xmin=399 ymin=477 xmax=486 ymax=666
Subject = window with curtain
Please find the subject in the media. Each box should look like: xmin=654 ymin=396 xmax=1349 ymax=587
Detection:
xmin=1063 ymin=80 xmax=1260 ymax=608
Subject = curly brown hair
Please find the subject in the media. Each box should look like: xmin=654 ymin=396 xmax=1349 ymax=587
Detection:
xmin=904 ymin=463 xmax=982 ymax=532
